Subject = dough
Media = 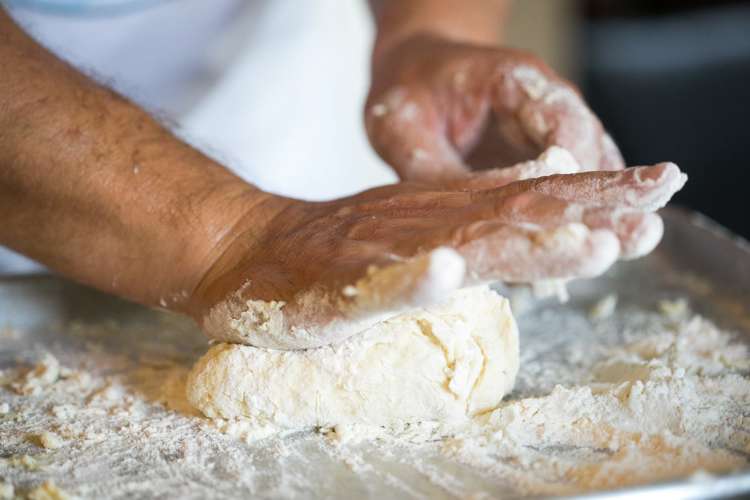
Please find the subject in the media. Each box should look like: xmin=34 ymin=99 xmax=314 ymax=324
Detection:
xmin=202 ymin=247 xmax=468 ymax=350
xmin=187 ymin=286 xmax=519 ymax=430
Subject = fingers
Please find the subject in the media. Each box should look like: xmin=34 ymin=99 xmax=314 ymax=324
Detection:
xmin=490 ymin=162 xmax=687 ymax=211
xmin=345 ymin=219 xmax=622 ymax=303
xmin=348 ymin=162 xmax=685 ymax=265
xmin=365 ymin=87 xmax=468 ymax=183
xmin=458 ymin=158 xmax=684 ymax=263
xmin=541 ymin=163 xmax=688 ymax=211
xmin=281 ymin=213 xmax=633 ymax=345
xmin=457 ymin=222 xmax=620 ymax=283
xmin=583 ymin=210 xmax=664 ymax=260
xmin=339 ymin=221 xmax=620 ymax=320
xmin=478 ymin=190 xmax=665 ymax=260
xmin=450 ymin=146 xmax=582 ymax=190
xmin=493 ymin=63 xmax=625 ymax=171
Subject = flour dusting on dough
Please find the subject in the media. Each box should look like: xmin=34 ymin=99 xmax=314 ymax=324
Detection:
xmin=202 ymin=247 xmax=466 ymax=349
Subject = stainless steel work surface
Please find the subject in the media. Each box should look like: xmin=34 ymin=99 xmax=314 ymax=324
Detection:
xmin=0 ymin=207 xmax=749 ymax=499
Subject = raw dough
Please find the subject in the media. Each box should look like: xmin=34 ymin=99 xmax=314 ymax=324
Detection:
xmin=202 ymin=247 xmax=467 ymax=350
xmin=187 ymin=286 xmax=519 ymax=430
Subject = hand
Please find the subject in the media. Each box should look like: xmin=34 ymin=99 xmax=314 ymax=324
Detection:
xmin=366 ymin=35 xmax=624 ymax=185
xmin=187 ymin=162 xmax=686 ymax=349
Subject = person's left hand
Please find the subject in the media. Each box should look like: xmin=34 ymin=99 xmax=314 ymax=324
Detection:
xmin=366 ymin=34 xmax=624 ymax=186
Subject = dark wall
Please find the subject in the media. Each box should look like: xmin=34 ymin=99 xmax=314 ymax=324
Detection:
xmin=580 ymin=2 xmax=750 ymax=238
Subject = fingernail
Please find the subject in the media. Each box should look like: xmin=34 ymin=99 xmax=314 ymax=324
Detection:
xmin=633 ymin=164 xmax=667 ymax=185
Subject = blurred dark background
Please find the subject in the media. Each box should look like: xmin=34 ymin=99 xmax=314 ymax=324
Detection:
xmin=507 ymin=0 xmax=750 ymax=239
xmin=581 ymin=0 xmax=750 ymax=238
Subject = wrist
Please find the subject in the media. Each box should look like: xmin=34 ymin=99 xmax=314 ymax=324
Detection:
xmin=171 ymin=177 xmax=282 ymax=312
xmin=177 ymin=181 xmax=295 ymax=318
xmin=371 ymin=0 xmax=508 ymax=69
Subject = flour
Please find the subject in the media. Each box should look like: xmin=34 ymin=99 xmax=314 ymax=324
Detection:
xmin=37 ymin=432 xmax=64 ymax=450
xmin=10 ymin=354 xmax=60 ymax=396
xmin=1 ymin=292 xmax=748 ymax=498
xmin=0 ymin=481 xmax=13 ymax=500
xmin=490 ymin=146 xmax=582 ymax=182
xmin=589 ymin=293 xmax=618 ymax=320
xmin=531 ymin=279 xmax=571 ymax=303
xmin=27 ymin=481 xmax=78 ymax=500
xmin=202 ymin=247 xmax=466 ymax=350
xmin=442 ymin=313 xmax=749 ymax=493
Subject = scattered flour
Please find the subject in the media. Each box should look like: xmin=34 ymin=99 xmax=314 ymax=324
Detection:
xmin=1 ymin=294 xmax=748 ymax=498
xmin=589 ymin=293 xmax=618 ymax=320
xmin=37 ymin=432 xmax=64 ymax=450
xmin=531 ymin=279 xmax=570 ymax=303
xmin=659 ymin=297 xmax=690 ymax=319
xmin=27 ymin=480 xmax=77 ymax=500
xmin=10 ymin=354 xmax=60 ymax=396
xmin=0 ymin=481 xmax=13 ymax=500
xmin=444 ymin=313 xmax=749 ymax=494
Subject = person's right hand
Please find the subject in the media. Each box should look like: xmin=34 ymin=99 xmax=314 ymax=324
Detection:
xmin=186 ymin=159 xmax=686 ymax=349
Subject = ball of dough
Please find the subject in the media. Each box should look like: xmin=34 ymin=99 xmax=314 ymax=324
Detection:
xmin=186 ymin=286 xmax=519 ymax=430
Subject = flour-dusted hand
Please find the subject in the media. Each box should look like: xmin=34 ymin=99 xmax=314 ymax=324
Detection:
xmin=366 ymin=35 xmax=624 ymax=185
xmin=188 ymin=162 xmax=686 ymax=349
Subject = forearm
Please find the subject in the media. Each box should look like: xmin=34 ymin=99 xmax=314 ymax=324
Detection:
xmin=0 ymin=11 xmax=271 ymax=310
xmin=369 ymin=0 xmax=511 ymax=65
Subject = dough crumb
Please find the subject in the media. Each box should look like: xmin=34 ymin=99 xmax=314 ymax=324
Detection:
xmin=38 ymin=431 xmax=64 ymax=450
xmin=0 ymin=481 xmax=13 ymax=500
xmin=0 ymin=402 xmax=10 ymax=415
xmin=0 ymin=326 xmax=20 ymax=340
xmin=658 ymin=298 xmax=689 ymax=319
xmin=50 ymin=405 xmax=76 ymax=420
xmin=27 ymin=480 xmax=77 ymax=500
xmin=589 ymin=294 xmax=618 ymax=320
xmin=7 ymin=454 xmax=39 ymax=470
xmin=11 ymin=353 xmax=60 ymax=396
xmin=531 ymin=279 xmax=570 ymax=303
